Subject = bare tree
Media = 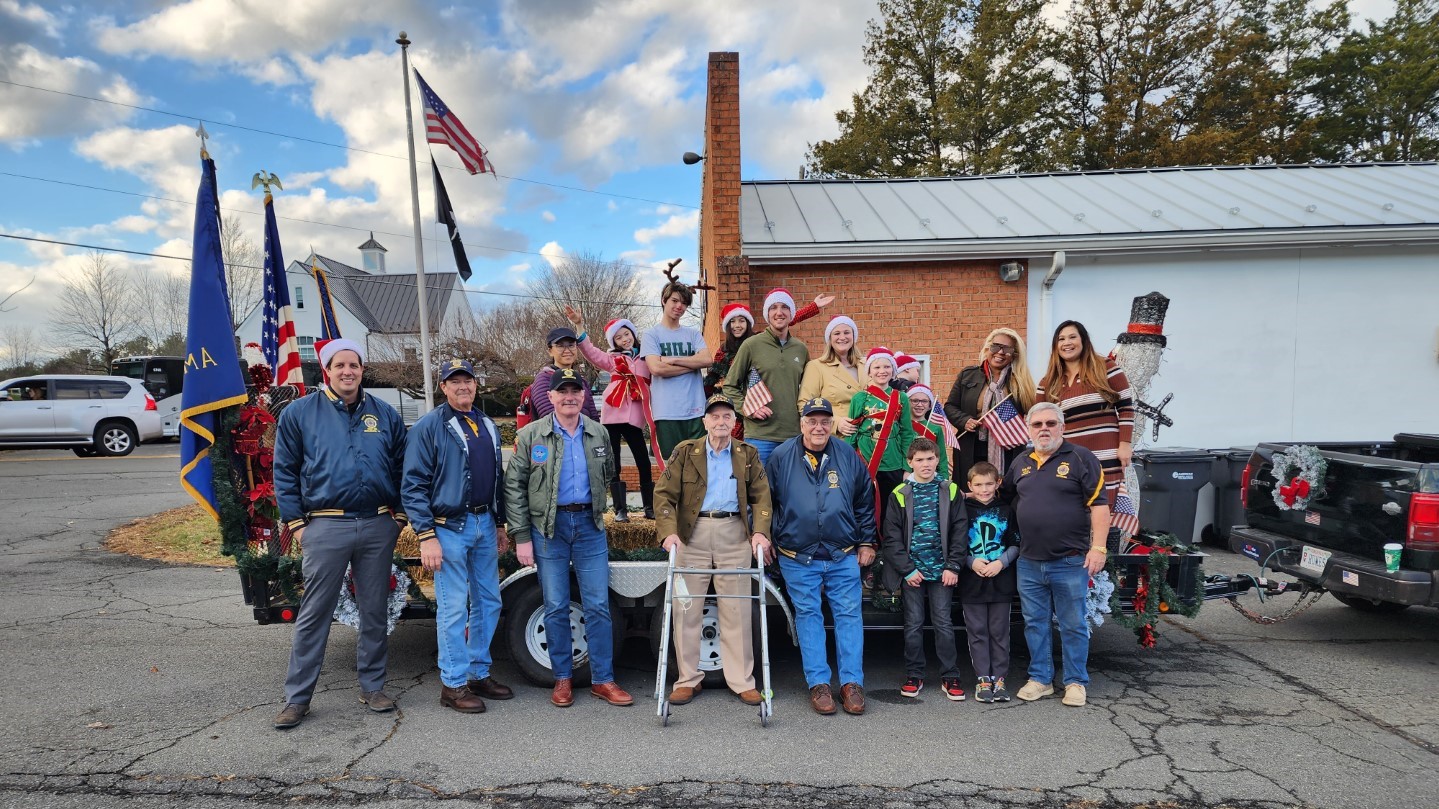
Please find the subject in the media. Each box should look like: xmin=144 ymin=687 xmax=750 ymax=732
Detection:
xmin=49 ymin=251 xmax=139 ymax=370
xmin=0 ymin=275 xmax=34 ymax=314
xmin=524 ymin=250 xmax=650 ymax=349
xmin=0 ymin=324 xmax=40 ymax=370
xmin=471 ymin=299 xmax=552 ymax=376
xmin=220 ymin=213 xmax=263 ymax=331
xmin=135 ymin=266 xmax=189 ymax=354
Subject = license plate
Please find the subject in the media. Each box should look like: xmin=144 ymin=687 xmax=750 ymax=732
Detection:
xmin=1299 ymin=545 xmax=1332 ymax=573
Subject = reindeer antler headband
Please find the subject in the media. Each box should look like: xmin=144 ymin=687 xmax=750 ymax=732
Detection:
xmin=662 ymin=258 xmax=715 ymax=293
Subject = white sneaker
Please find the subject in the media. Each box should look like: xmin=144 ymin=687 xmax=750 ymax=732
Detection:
xmin=1015 ymin=680 xmax=1054 ymax=701
xmin=1062 ymin=683 xmax=1087 ymax=707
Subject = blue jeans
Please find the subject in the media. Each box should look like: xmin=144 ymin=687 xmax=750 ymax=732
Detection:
xmin=534 ymin=510 xmax=614 ymax=683
xmin=432 ymin=512 xmax=501 ymax=688
xmin=748 ymin=438 xmax=781 ymax=466
xmin=1017 ymin=555 xmax=1091 ymax=687
xmin=778 ymin=552 xmax=864 ymax=688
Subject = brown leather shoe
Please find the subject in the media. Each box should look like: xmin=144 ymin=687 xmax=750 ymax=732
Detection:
xmin=273 ymin=702 xmax=309 ymax=729
xmin=840 ymin=682 xmax=866 ymax=715
xmin=733 ymin=689 xmax=763 ymax=706
xmin=810 ymin=684 xmax=837 ymax=715
xmin=668 ymin=684 xmax=700 ymax=705
xmin=467 ymin=676 xmax=514 ymax=701
xmin=358 ymin=690 xmax=396 ymax=713
xmin=590 ymin=681 xmax=634 ymax=706
xmin=440 ymin=684 xmax=486 ymax=714
xmin=551 ymin=677 xmax=574 ymax=708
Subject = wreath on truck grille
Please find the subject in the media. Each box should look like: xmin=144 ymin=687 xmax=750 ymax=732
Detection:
xmin=1270 ymin=444 xmax=1327 ymax=512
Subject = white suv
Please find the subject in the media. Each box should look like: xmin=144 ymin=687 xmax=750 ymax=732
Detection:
xmin=0 ymin=375 xmax=164 ymax=457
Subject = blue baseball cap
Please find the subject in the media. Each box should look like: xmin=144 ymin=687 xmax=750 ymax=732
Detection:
xmin=801 ymin=397 xmax=834 ymax=416
xmin=439 ymin=359 xmax=475 ymax=382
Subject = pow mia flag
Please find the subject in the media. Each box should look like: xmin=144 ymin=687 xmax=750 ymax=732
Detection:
xmin=432 ymin=160 xmax=472 ymax=281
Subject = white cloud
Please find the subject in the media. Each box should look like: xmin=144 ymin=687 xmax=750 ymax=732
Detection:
xmin=508 ymin=262 xmax=531 ymax=273
xmin=238 ymin=57 xmax=300 ymax=87
xmin=0 ymin=44 xmax=142 ymax=143
xmin=541 ymin=210 xmax=556 ymax=223
xmin=539 ymin=240 xmax=565 ymax=269
xmin=634 ymin=210 xmax=699 ymax=245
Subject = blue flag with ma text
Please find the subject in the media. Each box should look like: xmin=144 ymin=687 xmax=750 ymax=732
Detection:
xmin=180 ymin=157 xmax=247 ymax=519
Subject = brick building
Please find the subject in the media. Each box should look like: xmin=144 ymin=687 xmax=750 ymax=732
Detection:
xmin=694 ymin=51 xmax=1439 ymax=450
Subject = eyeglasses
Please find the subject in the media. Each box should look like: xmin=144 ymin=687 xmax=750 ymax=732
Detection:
xmin=1029 ymin=419 xmax=1059 ymax=428
xmin=553 ymin=342 xmax=578 ymax=350
xmin=989 ymin=343 xmax=1016 ymax=356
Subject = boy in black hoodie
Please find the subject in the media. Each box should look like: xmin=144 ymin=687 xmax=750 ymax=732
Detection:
xmin=960 ymin=461 xmax=1020 ymax=702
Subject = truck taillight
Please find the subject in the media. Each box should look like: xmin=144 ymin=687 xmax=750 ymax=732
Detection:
xmin=144 ymin=394 xmax=157 ymax=411
xmin=1409 ymin=493 xmax=1439 ymax=551
xmin=1240 ymin=462 xmax=1253 ymax=509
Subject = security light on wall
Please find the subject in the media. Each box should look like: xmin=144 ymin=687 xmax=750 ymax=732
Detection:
xmin=999 ymin=261 xmax=1025 ymax=283
xmin=682 ymin=151 xmax=705 ymax=165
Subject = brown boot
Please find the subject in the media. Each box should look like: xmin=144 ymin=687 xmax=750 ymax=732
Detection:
xmin=467 ymin=676 xmax=514 ymax=700
xmin=590 ymin=681 xmax=634 ymax=706
xmin=440 ymin=685 xmax=486 ymax=713
xmin=551 ymin=677 xmax=574 ymax=708
xmin=668 ymin=684 xmax=700 ymax=705
xmin=840 ymin=682 xmax=866 ymax=715
xmin=809 ymin=684 xmax=837 ymax=715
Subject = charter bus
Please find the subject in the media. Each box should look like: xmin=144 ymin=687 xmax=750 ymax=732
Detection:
xmin=111 ymin=356 xmax=184 ymax=438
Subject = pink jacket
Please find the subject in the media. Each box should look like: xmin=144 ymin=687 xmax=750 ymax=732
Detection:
xmin=579 ymin=338 xmax=652 ymax=427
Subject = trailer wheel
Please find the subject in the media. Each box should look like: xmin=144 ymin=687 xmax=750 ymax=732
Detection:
xmin=650 ymin=596 xmax=763 ymax=688
xmin=1331 ymin=593 xmax=1410 ymax=614
xmin=504 ymin=579 xmax=622 ymax=687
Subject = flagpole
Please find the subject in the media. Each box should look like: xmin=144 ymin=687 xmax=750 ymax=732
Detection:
xmin=397 ymin=31 xmax=435 ymax=409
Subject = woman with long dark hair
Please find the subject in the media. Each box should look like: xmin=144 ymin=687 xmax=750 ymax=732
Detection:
xmin=943 ymin=328 xmax=1036 ymax=484
xmin=1036 ymin=320 xmax=1135 ymax=524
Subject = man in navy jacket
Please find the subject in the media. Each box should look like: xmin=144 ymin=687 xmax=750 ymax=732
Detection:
xmin=402 ymin=359 xmax=513 ymax=714
xmin=764 ymin=397 xmax=876 ymax=716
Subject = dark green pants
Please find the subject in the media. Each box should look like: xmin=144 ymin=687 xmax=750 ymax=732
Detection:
xmin=655 ymin=418 xmax=704 ymax=465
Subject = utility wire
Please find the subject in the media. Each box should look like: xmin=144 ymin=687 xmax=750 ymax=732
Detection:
xmin=0 ymin=78 xmax=698 ymax=210
xmin=0 ymin=231 xmax=667 ymax=309
xmin=0 ymin=170 xmax=682 ymax=275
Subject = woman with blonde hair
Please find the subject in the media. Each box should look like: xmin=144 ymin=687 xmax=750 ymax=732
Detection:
xmin=1036 ymin=320 xmax=1134 ymax=521
xmin=798 ymin=315 xmax=866 ymax=436
xmin=943 ymin=328 xmax=1037 ymax=483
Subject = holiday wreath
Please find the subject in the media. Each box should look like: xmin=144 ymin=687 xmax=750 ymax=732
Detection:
xmin=1270 ymin=444 xmax=1327 ymax=512
xmin=1107 ymin=531 xmax=1204 ymax=648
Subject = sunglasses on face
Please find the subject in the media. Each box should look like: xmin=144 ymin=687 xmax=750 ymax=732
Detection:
xmin=990 ymin=343 xmax=1016 ymax=356
xmin=1029 ymin=419 xmax=1059 ymax=428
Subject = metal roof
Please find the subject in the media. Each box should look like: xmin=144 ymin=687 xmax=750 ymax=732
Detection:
xmin=289 ymin=255 xmax=461 ymax=335
xmin=741 ymin=163 xmax=1439 ymax=262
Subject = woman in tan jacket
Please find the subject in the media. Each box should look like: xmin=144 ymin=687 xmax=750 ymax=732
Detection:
xmin=798 ymin=315 xmax=865 ymax=437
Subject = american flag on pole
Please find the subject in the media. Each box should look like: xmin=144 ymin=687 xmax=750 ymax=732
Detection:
xmin=932 ymin=412 xmax=960 ymax=450
xmin=742 ymin=368 xmax=773 ymax=418
xmin=1111 ymin=482 xmax=1141 ymax=536
xmin=260 ymin=194 xmax=304 ymax=392
xmin=414 ymin=70 xmax=493 ymax=175
xmin=981 ymin=397 xmax=1030 ymax=449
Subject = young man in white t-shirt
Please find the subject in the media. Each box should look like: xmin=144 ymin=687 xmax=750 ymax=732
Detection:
xmin=641 ymin=280 xmax=709 ymax=461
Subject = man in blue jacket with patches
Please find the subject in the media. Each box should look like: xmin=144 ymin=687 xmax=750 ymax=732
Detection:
xmin=402 ymin=359 xmax=513 ymax=714
xmin=271 ymin=338 xmax=408 ymax=729
xmin=765 ymin=397 xmax=876 ymax=716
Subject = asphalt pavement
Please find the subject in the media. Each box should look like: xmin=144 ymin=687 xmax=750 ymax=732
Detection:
xmin=0 ymin=444 xmax=1436 ymax=808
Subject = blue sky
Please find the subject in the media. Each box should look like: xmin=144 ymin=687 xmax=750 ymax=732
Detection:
xmin=0 ymin=0 xmax=1396 ymax=356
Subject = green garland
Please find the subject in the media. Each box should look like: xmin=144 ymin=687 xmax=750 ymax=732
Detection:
xmin=209 ymin=405 xmax=249 ymax=559
xmin=1107 ymin=531 xmax=1204 ymax=647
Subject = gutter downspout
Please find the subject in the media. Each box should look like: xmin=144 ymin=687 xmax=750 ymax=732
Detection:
xmin=1038 ymin=251 xmax=1066 ymax=364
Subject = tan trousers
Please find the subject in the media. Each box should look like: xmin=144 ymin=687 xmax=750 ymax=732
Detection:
xmin=672 ymin=516 xmax=755 ymax=691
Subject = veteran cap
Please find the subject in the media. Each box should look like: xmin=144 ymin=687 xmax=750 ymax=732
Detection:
xmin=439 ymin=359 xmax=476 ymax=382
xmin=800 ymin=397 xmax=834 ymax=416
xmin=704 ymin=393 xmax=735 ymax=413
xmin=552 ymin=367 xmax=586 ymax=390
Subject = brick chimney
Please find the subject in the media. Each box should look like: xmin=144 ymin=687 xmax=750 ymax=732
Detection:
xmin=699 ymin=52 xmax=746 ymax=350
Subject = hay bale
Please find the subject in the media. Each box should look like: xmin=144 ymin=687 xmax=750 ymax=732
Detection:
xmin=605 ymin=514 xmax=658 ymax=551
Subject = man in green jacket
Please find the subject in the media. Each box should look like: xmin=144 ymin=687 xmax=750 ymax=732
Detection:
xmin=505 ymin=368 xmax=632 ymax=709
xmin=723 ymin=287 xmax=809 ymax=465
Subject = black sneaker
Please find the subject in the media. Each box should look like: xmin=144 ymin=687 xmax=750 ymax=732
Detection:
xmin=991 ymin=677 xmax=1011 ymax=702
xmin=942 ymin=677 xmax=967 ymax=702
xmin=973 ymin=676 xmax=993 ymax=703
xmin=900 ymin=677 xmax=924 ymax=698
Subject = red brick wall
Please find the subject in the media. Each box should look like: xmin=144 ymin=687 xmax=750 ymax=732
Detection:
xmin=699 ymin=52 xmax=743 ymax=351
xmin=746 ymin=260 xmax=1029 ymax=392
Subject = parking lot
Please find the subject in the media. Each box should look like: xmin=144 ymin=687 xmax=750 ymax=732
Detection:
xmin=0 ymin=445 xmax=1436 ymax=809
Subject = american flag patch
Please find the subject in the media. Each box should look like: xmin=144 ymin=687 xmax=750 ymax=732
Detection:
xmin=1304 ymin=511 xmax=1321 ymax=525
xmin=742 ymin=368 xmax=773 ymax=418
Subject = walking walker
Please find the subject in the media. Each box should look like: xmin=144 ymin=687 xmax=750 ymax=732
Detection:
xmin=654 ymin=545 xmax=774 ymax=727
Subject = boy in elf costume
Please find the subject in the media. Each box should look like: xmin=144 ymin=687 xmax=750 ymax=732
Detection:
xmin=845 ymin=346 xmax=915 ymax=545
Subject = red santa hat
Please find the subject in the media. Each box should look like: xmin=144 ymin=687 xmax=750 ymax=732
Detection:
xmin=895 ymin=353 xmax=921 ymax=374
xmin=864 ymin=345 xmax=896 ymax=372
xmin=824 ymin=315 xmax=858 ymax=345
xmin=762 ymin=287 xmax=795 ymax=314
xmin=719 ymin=303 xmax=754 ymax=330
xmin=604 ymin=318 xmax=637 ymax=347
xmin=908 ymin=383 xmax=937 ymax=411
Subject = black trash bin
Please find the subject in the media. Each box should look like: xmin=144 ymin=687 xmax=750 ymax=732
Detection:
xmin=1132 ymin=447 xmax=1214 ymax=545
xmin=1205 ymin=446 xmax=1255 ymax=545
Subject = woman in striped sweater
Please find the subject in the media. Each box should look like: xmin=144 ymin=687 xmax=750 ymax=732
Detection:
xmin=1037 ymin=320 xmax=1135 ymax=515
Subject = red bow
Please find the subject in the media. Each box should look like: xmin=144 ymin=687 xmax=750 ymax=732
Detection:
xmin=1279 ymin=477 xmax=1311 ymax=506
xmin=604 ymin=355 xmax=646 ymax=408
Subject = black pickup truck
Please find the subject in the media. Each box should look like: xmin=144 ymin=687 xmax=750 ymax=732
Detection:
xmin=1230 ymin=434 xmax=1439 ymax=612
